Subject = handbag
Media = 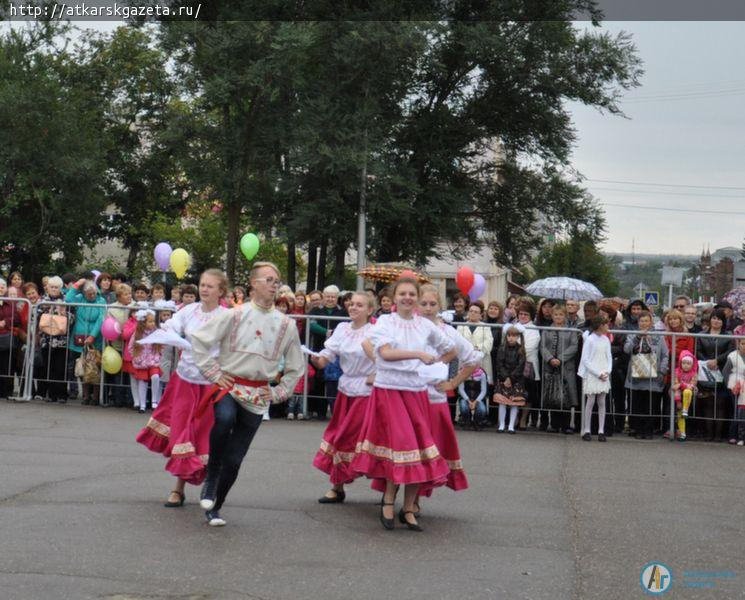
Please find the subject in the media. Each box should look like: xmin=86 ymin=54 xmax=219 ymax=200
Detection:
xmin=631 ymin=352 xmax=657 ymax=379
xmin=74 ymin=354 xmax=86 ymax=378
xmin=40 ymin=313 xmax=68 ymax=337
xmin=82 ymin=347 xmax=102 ymax=384
xmin=697 ymin=362 xmax=723 ymax=388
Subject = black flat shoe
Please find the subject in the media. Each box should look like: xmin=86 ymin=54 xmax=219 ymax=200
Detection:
xmin=318 ymin=490 xmax=346 ymax=504
xmin=380 ymin=500 xmax=395 ymax=530
xmin=598 ymin=434 xmax=607 ymax=442
xmin=582 ymin=433 xmax=591 ymax=441
xmin=398 ymin=509 xmax=423 ymax=532
xmin=164 ymin=490 xmax=185 ymax=508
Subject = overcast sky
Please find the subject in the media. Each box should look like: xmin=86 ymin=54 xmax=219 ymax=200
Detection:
xmin=568 ymin=21 xmax=745 ymax=256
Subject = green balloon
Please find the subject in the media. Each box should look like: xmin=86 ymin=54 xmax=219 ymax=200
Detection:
xmin=240 ymin=233 xmax=260 ymax=261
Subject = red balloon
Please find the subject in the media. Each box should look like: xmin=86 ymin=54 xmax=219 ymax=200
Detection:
xmin=456 ymin=266 xmax=475 ymax=296
xmin=399 ymin=269 xmax=417 ymax=280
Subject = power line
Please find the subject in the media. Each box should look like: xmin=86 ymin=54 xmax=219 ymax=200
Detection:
xmin=624 ymin=87 xmax=745 ymax=103
xmin=587 ymin=178 xmax=745 ymax=191
xmin=591 ymin=187 xmax=743 ymax=200
xmin=600 ymin=202 xmax=745 ymax=216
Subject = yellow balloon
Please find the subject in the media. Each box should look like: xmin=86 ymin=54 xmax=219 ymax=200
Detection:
xmin=102 ymin=346 xmax=123 ymax=375
xmin=169 ymin=248 xmax=190 ymax=279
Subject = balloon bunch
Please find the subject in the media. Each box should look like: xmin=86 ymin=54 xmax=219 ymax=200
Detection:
xmin=154 ymin=242 xmax=191 ymax=279
xmin=455 ymin=266 xmax=486 ymax=302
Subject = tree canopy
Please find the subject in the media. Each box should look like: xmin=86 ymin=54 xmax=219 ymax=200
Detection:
xmin=0 ymin=8 xmax=643 ymax=287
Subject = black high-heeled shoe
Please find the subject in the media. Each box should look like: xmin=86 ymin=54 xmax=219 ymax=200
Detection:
xmin=380 ymin=499 xmax=395 ymax=530
xmin=399 ymin=508 xmax=423 ymax=532
xmin=318 ymin=489 xmax=346 ymax=504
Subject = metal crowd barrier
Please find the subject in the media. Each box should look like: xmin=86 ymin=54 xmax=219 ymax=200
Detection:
xmin=0 ymin=296 xmax=33 ymax=402
xmin=25 ymin=300 xmax=180 ymax=408
xmin=443 ymin=320 xmax=744 ymax=441
xmin=16 ymin=303 xmax=745 ymax=443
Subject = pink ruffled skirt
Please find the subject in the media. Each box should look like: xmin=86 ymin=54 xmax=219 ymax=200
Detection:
xmin=135 ymin=373 xmax=214 ymax=485
xmin=351 ymin=386 xmax=450 ymax=488
xmin=313 ymin=392 xmax=369 ymax=485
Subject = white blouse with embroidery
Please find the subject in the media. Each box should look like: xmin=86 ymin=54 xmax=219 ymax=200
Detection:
xmin=190 ymin=302 xmax=304 ymax=414
xmin=163 ymin=302 xmax=227 ymax=385
xmin=426 ymin=322 xmax=483 ymax=404
xmin=368 ymin=313 xmax=455 ymax=392
xmin=319 ymin=321 xmax=375 ymax=397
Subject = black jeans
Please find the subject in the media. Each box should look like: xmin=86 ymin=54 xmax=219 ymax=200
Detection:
xmin=0 ymin=348 xmax=12 ymax=398
xmin=631 ymin=389 xmax=660 ymax=437
xmin=206 ymin=394 xmax=263 ymax=510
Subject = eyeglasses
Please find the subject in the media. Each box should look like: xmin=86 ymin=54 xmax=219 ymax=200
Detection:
xmin=674 ymin=304 xmax=685 ymax=309
xmin=254 ymin=277 xmax=282 ymax=286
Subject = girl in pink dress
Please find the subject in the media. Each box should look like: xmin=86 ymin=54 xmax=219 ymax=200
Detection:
xmin=128 ymin=308 xmax=163 ymax=413
xmin=351 ymin=277 xmax=456 ymax=532
xmin=312 ymin=292 xmax=376 ymax=503
xmin=416 ymin=284 xmax=482 ymax=502
xmin=136 ymin=269 xmax=228 ymax=507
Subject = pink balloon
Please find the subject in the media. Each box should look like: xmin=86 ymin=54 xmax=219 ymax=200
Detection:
xmin=101 ymin=316 xmax=122 ymax=341
xmin=468 ymin=273 xmax=486 ymax=302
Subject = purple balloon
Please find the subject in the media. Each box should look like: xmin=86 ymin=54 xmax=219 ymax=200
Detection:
xmin=91 ymin=269 xmax=101 ymax=279
xmin=468 ymin=273 xmax=486 ymax=302
xmin=154 ymin=242 xmax=173 ymax=271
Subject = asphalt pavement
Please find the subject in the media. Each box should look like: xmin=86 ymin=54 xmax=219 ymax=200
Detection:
xmin=1 ymin=401 xmax=743 ymax=600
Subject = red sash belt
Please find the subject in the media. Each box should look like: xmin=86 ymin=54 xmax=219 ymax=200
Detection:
xmin=196 ymin=376 xmax=269 ymax=419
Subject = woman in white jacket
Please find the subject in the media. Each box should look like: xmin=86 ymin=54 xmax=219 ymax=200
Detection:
xmin=456 ymin=301 xmax=493 ymax=385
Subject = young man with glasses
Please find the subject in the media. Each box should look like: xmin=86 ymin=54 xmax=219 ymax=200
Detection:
xmin=191 ymin=262 xmax=304 ymax=527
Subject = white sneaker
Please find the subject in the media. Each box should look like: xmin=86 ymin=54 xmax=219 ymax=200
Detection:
xmin=205 ymin=510 xmax=226 ymax=527
xmin=287 ymin=413 xmax=295 ymax=420
xmin=682 ymin=410 xmax=688 ymax=417
xmin=151 ymin=404 xmax=158 ymax=410
xmin=738 ymin=441 xmax=744 ymax=447
xmin=262 ymin=412 xmax=270 ymax=421
xmin=297 ymin=413 xmax=305 ymax=420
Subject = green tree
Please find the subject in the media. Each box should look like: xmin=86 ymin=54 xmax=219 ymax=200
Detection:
xmin=0 ymin=24 xmax=110 ymax=279
xmin=531 ymin=232 xmax=619 ymax=296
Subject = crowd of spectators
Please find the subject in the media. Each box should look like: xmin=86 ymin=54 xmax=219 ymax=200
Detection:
xmin=2 ymin=271 xmax=745 ymax=444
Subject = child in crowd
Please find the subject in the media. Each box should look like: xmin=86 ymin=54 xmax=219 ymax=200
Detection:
xmin=458 ymin=367 xmax=488 ymax=430
xmin=287 ymin=362 xmax=315 ymax=420
xmin=154 ymin=300 xmax=178 ymax=394
xmin=170 ymin=286 xmax=182 ymax=305
xmin=133 ymin=284 xmax=150 ymax=303
xmin=493 ymin=324 xmax=527 ymax=433
xmin=180 ymin=284 xmax=198 ymax=306
xmin=673 ymin=350 xmax=698 ymax=441
xmin=151 ymin=283 xmax=166 ymax=303
xmin=121 ymin=302 xmax=149 ymax=407
xmin=578 ymin=315 xmax=612 ymax=442
xmin=231 ymin=286 xmax=246 ymax=307
xmin=128 ymin=308 xmax=163 ymax=414
xmin=725 ymin=338 xmax=745 ymax=445
xmin=375 ymin=288 xmax=393 ymax=317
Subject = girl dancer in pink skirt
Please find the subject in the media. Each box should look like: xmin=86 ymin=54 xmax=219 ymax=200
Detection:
xmin=416 ymin=284 xmax=483 ymax=503
xmin=351 ymin=277 xmax=456 ymax=532
xmin=312 ymin=292 xmax=376 ymax=503
xmin=136 ymin=269 xmax=228 ymax=507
